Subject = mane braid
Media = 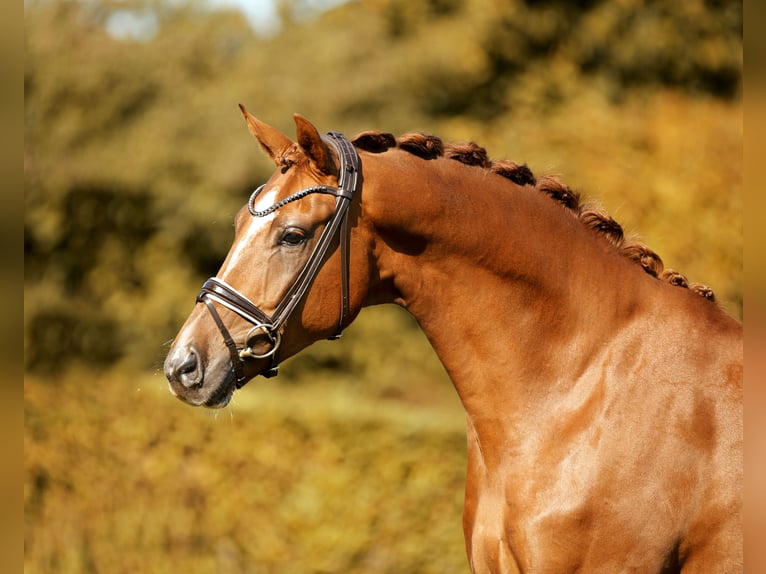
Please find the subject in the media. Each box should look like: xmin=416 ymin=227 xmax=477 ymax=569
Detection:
xmin=396 ymin=133 xmax=443 ymax=159
xmin=350 ymin=130 xmax=716 ymax=302
xmin=351 ymin=131 xmax=396 ymax=153
xmin=491 ymin=160 xmax=537 ymax=186
xmin=444 ymin=142 xmax=491 ymax=168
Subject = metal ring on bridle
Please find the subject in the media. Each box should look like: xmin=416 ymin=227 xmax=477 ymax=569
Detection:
xmin=238 ymin=323 xmax=282 ymax=360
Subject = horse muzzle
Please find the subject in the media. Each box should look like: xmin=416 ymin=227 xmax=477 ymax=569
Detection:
xmin=164 ymin=343 xmax=237 ymax=408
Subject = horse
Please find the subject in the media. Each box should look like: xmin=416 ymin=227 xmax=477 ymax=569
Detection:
xmin=164 ymin=106 xmax=742 ymax=573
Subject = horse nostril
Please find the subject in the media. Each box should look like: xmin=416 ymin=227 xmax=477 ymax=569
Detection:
xmin=178 ymin=352 xmax=198 ymax=375
xmin=167 ymin=348 xmax=203 ymax=389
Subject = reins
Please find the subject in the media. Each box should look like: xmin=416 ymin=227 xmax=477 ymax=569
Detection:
xmin=196 ymin=131 xmax=360 ymax=383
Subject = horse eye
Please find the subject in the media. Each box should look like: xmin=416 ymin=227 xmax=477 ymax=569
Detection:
xmin=280 ymin=229 xmax=306 ymax=246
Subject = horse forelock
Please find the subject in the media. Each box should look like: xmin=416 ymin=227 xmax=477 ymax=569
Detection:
xmin=349 ymin=130 xmax=716 ymax=302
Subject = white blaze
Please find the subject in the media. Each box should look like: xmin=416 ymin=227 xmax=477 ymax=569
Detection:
xmin=221 ymin=187 xmax=279 ymax=277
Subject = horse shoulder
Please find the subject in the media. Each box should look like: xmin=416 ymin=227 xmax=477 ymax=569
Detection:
xmin=464 ymin=289 xmax=742 ymax=572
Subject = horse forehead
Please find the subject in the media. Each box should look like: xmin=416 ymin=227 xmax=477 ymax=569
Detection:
xmin=224 ymin=187 xmax=281 ymax=273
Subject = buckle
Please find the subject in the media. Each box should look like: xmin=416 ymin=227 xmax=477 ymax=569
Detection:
xmin=238 ymin=323 xmax=282 ymax=360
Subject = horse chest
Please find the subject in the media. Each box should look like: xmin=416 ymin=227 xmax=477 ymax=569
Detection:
xmin=465 ymin=465 xmax=595 ymax=573
xmin=465 ymin=473 xmax=671 ymax=574
xmin=463 ymin=426 xmax=680 ymax=573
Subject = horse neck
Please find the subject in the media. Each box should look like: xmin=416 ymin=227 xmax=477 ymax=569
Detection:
xmin=361 ymin=150 xmax=647 ymax=429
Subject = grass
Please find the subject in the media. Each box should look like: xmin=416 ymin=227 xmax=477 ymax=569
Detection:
xmin=25 ymin=367 xmax=469 ymax=574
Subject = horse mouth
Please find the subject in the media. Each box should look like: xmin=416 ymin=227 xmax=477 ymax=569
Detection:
xmin=204 ymin=385 xmax=234 ymax=408
xmin=202 ymin=368 xmax=239 ymax=408
xmin=202 ymin=362 xmax=265 ymax=408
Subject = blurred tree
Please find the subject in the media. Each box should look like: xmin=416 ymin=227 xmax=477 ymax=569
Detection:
xmin=25 ymin=0 xmax=262 ymax=371
xmin=24 ymin=0 xmax=741 ymax=375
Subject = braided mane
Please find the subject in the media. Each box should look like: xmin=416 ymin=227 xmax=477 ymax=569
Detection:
xmin=351 ymin=131 xmax=715 ymax=302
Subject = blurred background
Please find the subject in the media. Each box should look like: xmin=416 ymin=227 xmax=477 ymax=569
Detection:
xmin=24 ymin=0 xmax=742 ymax=572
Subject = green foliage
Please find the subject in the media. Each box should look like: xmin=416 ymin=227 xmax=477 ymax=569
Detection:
xmin=25 ymin=374 xmax=467 ymax=573
xmin=24 ymin=0 xmax=742 ymax=372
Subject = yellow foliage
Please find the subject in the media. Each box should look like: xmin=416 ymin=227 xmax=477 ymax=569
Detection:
xmin=25 ymin=374 xmax=467 ymax=573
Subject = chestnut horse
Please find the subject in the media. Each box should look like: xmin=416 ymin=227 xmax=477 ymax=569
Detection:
xmin=165 ymin=107 xmax=742 ymax=573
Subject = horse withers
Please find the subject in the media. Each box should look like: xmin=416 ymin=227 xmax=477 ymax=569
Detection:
xmin=165 ymin=107 xmax=742 ymax=573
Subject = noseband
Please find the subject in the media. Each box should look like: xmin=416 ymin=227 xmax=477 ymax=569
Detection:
xmin=196 ymin=131 xmax=360 ymax=383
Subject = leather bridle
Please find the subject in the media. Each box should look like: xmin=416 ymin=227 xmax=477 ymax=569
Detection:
xmin=196 ymin=131 xmax=360 ymax=383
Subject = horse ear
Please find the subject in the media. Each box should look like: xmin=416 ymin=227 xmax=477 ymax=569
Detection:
xmin=238 ymin=104 xmax=294 ymax=165
xmin=294 ymin=113 xmax=337 ymax=176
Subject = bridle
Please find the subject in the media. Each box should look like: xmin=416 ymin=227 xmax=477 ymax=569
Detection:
xmin=196 ymin=131 xmax=360 ymax=383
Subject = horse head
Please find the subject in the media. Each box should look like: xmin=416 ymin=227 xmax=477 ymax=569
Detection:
xmin=164 ymin=107 xmax=371 ymax=407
